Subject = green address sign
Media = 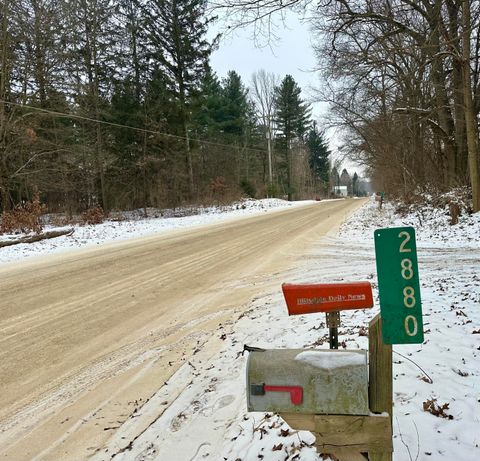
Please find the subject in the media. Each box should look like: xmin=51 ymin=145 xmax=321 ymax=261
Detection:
xmin=374 ymin=226 xmax=424 ymax=344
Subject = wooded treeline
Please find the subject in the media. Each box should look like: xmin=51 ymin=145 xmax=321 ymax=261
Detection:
xmin=315 ymin=0 xmax=480 ymax=211
xmin=215 ymin=0 xmax=480 ymax=211
xmin=0 ymin=0 xmax=331 ymax=215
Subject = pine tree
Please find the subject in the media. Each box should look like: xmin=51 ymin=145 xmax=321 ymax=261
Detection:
xmin=143 ymin=67 xmax=186 ymax=207
xmin=66 ymin=0 xmax=122 ymax=211
xmin=119 ymin=0 xmax=148 ymax=103
xmin=144 ymin=0 xmax=216 ymax=195
xmin=219 ymin=71 xmax=258 ymax=187
xmin=191 ymin=66 xmax=225 ymax=138
xmin=220 ymin=70 xmax=249 ymax=137
xmin=108 ymin=78 xmax=145 ymax=209
xmin=274 ymin=75 xmax=310 ymax=201
xmin=0 ymin=0 xmax=15 ymax=211
xmin=306 ymin=121 xmax=330 ymax=187
xmin=352 ymin=172 xmax=359 ymax=196
xmin=330 ymin=166 xmax=340 ymax=195
xmin=340 ymin=168 xmax=352 ymax=196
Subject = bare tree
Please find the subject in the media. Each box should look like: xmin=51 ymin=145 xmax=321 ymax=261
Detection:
xmin=251 ymin=69 xmax=279 ymax=187
xmin=214 ymin=0 xmax=480 ymax=210
xmin=312 ymin=0 xmax=480 ymax=208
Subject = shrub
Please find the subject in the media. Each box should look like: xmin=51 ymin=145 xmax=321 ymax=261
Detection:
xmin=266 ymin=182 xmax=278 ymax=198
xmin=210 ymin=176 xmax=228 ymax=198
xmin=240 ymin=179 xmax=256 ymax=198
xmin=82 ymin=206 xmax=105 ymax=225
xmin=0 ymin=192 xmax=44 ymax=234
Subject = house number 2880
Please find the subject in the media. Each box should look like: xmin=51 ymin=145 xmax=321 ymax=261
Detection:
xmin=399 ymin=231 xmax=418 ymax=336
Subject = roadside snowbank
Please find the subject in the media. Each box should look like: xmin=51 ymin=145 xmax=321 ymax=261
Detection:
xmin=339 ymin=195 xmax=480 ymax=247
xmin=0 ymin=198 xmax=317 ymax=264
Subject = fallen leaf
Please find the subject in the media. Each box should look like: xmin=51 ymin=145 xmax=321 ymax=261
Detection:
xmin=423 ymin=398 xmax=454 ymax=419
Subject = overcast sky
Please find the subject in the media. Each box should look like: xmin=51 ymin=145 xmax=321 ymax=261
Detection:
xmin=209 ymin=13 xmax=326 ymax=118
xmin=209 ymin=13 xmax=363 ymax=176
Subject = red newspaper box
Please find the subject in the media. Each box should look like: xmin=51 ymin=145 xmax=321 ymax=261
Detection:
xmin=282 ymin=282 xmax=373 ymax=316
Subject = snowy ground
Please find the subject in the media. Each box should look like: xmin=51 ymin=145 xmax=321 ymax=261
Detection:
xmin=0 ymin=199 xmax=318 ymax=264
xmin=2 ymin=197 xmax=479 ymax=460
xmin=93 ymin=197 xmax=479 ymax=461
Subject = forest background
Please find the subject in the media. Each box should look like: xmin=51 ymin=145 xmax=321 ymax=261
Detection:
xmin=1 ymin=0 xmax=479 ymax=217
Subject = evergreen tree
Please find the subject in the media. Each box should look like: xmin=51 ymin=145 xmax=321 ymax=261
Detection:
xmin=144 ymin=0 xmax=216 ymax=194
xmin=118 ymin=0 xmax=148 ymax=102
xmin=340 ymin=168 xmax=352 ymax=195
xmin=330 ymin=166 xmax=340 ymax=194
xmin=352 ymin=171 xmax=359 ymax=196
xmin=66 ymin=0 xmax=122 ymax=211
xmin=220 ymin=70 xmax=249 ymax=137
xmin=143 ymin=66 xmax=187 ymax=206
xmin=191 ymin=67 xmax=225 ymax=138
xmin=306 ymin=121 xmax=330 ymax=185
xmin=219 ymin=71 xmax=259 ymax=189
xmin=108 ymin=78 xmax=144 ymax=208
xmin=274 ymin=75 xmax=310 ymax=200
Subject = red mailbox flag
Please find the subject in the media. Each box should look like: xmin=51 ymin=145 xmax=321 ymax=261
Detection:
xmin=282 ymin=282 xmax=373 ymax=315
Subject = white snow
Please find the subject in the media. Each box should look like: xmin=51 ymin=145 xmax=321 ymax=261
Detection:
xmin=0 ymin=198 xmax=318 ymax=264
xmin=94 ymin=196 xmax=478 ymax=461
xmin=3 ymin=195 xmax=480 ymax=461
xmin=294 ymin=350 xmax=366 ymax=369
xmin=339 ymin=194 xmax=480 ymax=248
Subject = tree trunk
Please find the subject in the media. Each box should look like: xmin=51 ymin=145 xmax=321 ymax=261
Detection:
xmin=286 ymin=136 xmax=292 ymax=201
xmin=32 ymin=0 xmax=47 ymax=107
xmin=267 ymin=126 xmax=273 ymax=185
xmin=431 ymin=25 xmax=457 ymax=187
xmin=0 ymin=228 xmax=74 ymax=247
xmin=462 ymin=0 xmax=480 ymax=211
xmin=179 ymin=78 xmax=194 ymax=196
xmin=0 ymin=0 xmax=10 ymax=211
xmin=83 ymin=3 xmax=107 ymax=211
xmin=447 ymin=0 xmax=469 ymax=182
xmin=95 ymin=119 xmax=107 ymax=211
xmin=185 ymin=120 xmax=194 ymax=194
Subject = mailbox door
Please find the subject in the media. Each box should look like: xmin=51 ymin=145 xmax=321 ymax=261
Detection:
xmin=247 ymin=349 xmax=368 ymax=415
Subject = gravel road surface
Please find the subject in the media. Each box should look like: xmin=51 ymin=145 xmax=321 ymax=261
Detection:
xmin=0 ymin=199 xmax=364 ymax=460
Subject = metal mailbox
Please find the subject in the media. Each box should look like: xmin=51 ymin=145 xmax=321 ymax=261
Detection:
xmin=246 ymin=348 xmax=369 ymax=415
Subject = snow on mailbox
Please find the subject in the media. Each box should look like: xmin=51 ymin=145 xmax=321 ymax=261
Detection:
xmin=246 ymin=348 xmax=369 ymax=415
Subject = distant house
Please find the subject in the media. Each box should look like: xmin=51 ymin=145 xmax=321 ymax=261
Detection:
xmin=332 ymin=186 xmax=348 ymax=197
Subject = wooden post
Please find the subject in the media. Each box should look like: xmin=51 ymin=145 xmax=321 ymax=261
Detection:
xmin=280 ymin=313 xmax=394 ymax=461
xmin=368 ymin=314 xmax=393 ymax=461
xmin=281 ymin=413 xmax=391 ymax=461
xmin=326 ymin=311 xmax=340 ymax=349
